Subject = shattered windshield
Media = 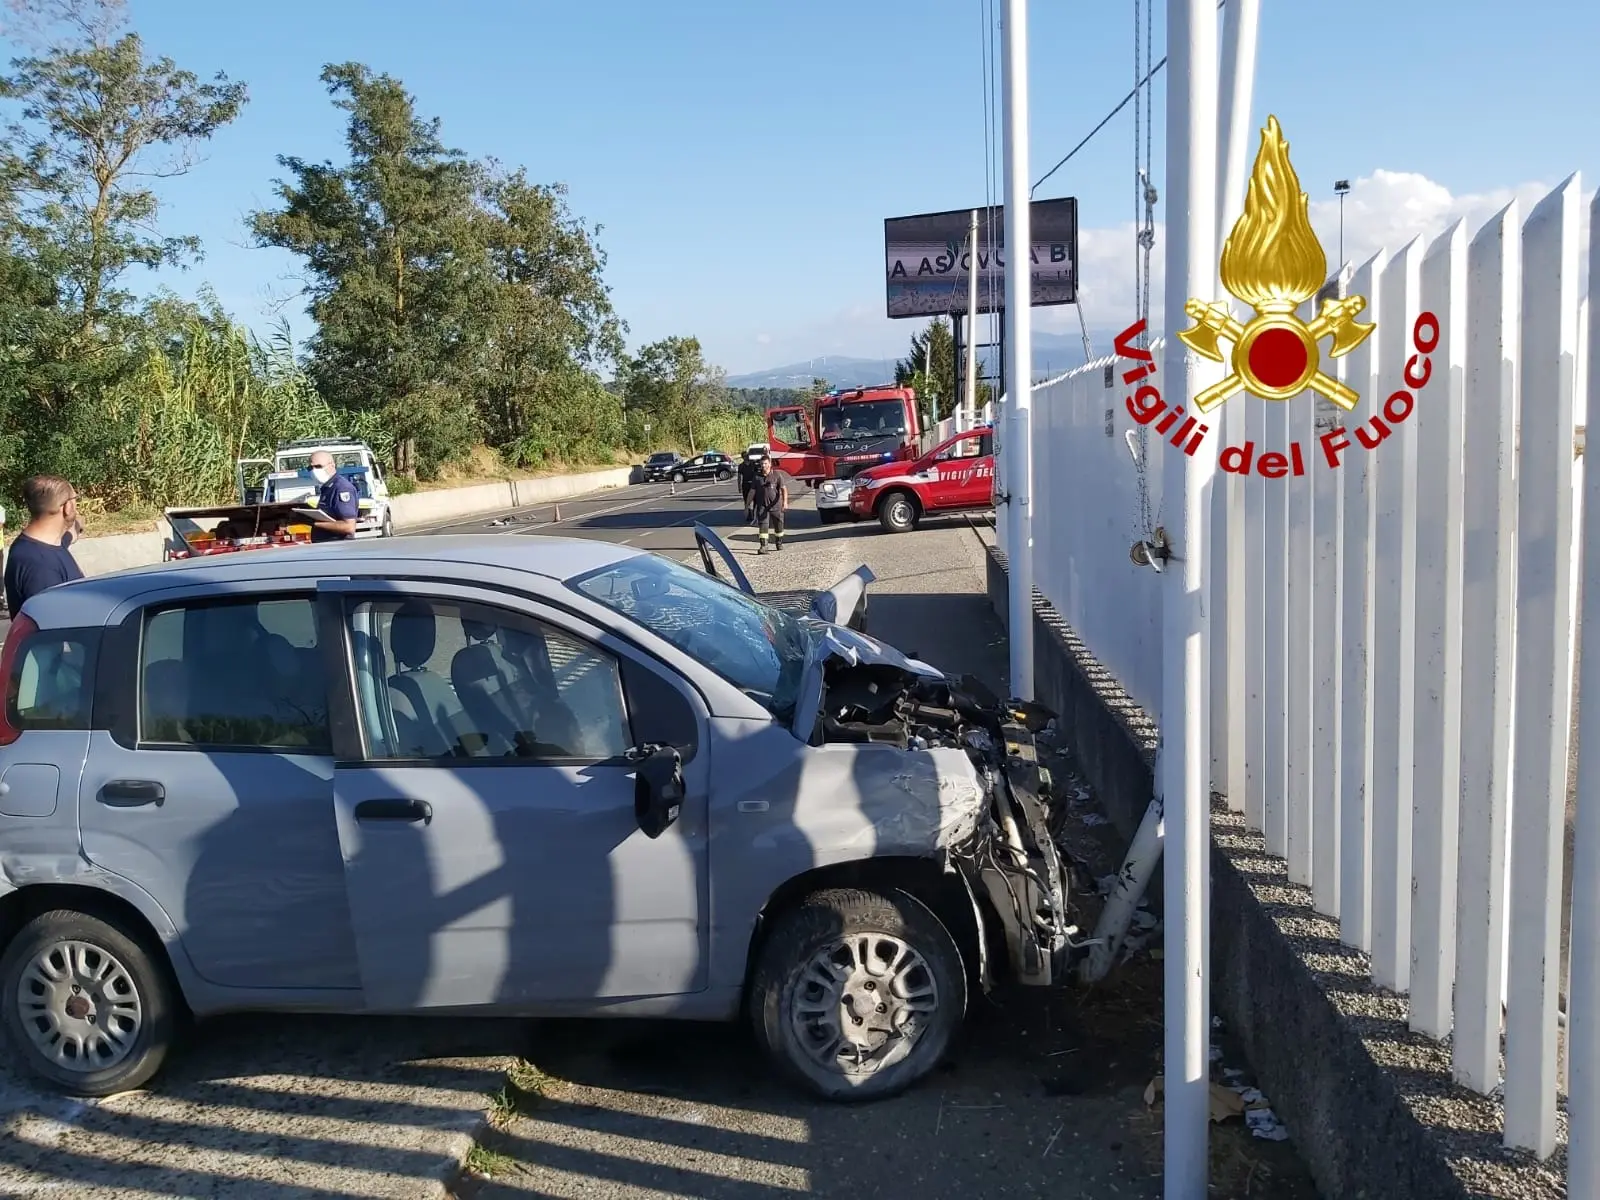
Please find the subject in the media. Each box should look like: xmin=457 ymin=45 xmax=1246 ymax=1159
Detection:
xmin=821 ymin=400 xmax=906 ymax=441
xmin=568 ymin=553 xmax=809 ymax=722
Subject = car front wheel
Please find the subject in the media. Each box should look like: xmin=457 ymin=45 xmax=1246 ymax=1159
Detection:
xmin=381 ymin=513 xmax=395 ymax=538
xmin=749 ymin=888 xmax=966 ymax=1102
xmin=1 ymin=908 xmax=178 ymax=1097
xmin=877 ymin=492 xmax=918 ymax=534
xmin=672 ymin=471 xmax=687 ymax=484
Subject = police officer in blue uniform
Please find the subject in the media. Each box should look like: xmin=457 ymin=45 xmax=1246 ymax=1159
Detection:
xmin=306 ymin=450 xmax=361 ymax=542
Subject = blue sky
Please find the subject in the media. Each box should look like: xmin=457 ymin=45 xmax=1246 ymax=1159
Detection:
xmin=7 ymin=0 xmax=1596 ymax=374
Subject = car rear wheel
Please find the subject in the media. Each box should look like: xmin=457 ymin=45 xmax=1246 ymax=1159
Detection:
xmin=381 ymin=512 xmax=395 ymax=538
xmin=817 ymin=508 xmax=845 ymax=525
xmin=672 ymin=471 xmax=686 ymax=484
xmin=1 ymin=909 xmax=178 ymax=1097
xmin=749 ymin=888 xmax=966 ymax=1102
xmin=717 ymin=468 xmax=733 ymax=481
xmin=877 ymin=492 xmax=918 ymax=534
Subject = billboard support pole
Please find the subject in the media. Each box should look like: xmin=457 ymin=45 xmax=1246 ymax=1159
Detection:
xmin=1000 ymin=0 xmax=1034 ymax=702
xmin=1162 ymin=0 xmax=1221 ymax=1195
xmin=966 ymin=208 xmax=981 ymax=432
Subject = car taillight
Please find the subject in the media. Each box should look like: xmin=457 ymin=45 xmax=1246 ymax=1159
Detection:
xmin=0 ymin=613 xmax=37 ymax=746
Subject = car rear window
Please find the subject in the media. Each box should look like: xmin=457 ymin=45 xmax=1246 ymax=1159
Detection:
xmin=9 ymin=630 xmax=96 ymax=732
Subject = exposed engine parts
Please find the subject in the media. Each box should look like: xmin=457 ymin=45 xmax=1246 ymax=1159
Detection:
xmin=817 ymin=659 xmax=1088 ymax=989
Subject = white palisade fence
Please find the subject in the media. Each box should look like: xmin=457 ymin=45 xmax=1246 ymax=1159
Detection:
xmin=1024 ymin=176 xmax=1600 ymax=1170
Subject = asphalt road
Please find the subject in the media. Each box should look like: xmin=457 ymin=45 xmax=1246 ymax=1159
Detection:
xmin=409 ymin=476 xmax=753 ymax=559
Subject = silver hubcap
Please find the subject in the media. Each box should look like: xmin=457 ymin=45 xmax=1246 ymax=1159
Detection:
xmin=888 ymin=499 xmax=911 ymax=526
xmin=17 ymin=940 xmax=143 ymax=1073
xmin=789 ymin=933 xmax=939 ymax=1078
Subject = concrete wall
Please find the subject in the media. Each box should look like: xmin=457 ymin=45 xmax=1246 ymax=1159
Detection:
xmin=984 ymin=541 xmax=1542 ymax=1200
xmin=65 ymin=466 xmax=631 ymax=578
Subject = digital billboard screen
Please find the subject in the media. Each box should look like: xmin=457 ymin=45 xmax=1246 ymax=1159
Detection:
xmin=884 ymin=198 xmax=1077 ymax=319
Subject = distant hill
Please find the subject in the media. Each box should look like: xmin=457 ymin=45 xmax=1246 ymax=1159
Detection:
xmin=724 ymin=357 xmax=899 ymax=391
xmin=725 ymin=327 xmax=1144 ymax=394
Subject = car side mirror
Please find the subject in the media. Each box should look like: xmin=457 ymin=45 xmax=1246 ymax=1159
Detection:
xmin=628 ymin=743 xmax=685 ymax=839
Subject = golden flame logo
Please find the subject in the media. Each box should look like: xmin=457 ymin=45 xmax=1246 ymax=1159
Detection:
xmin=1179 ymin=116 xmax=1374 ymax=411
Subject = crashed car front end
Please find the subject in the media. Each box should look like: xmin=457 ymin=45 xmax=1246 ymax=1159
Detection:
xmin=689 ymin=521 xmax=1081 ymax=991
xmin=801 ymin=629 xmax=1080 ymax=990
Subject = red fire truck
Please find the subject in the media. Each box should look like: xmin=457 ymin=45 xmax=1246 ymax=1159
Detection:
xmin=765 ymin=385 xmax=924 ymax=523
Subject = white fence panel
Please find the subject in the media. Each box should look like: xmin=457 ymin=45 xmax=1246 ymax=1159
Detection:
xmin=1452 ymin=202 xmax=1522 ymax=1093
xmin=1014 ymin=179 xmax=1597 ymax=1174
xmin=1409 ymin=221 xmax=1468 ymax=1039
xmin=1244 ymin=394 xmax=1268 ymax=831
xmin=1263 ymin=392 xmax=1289 ymax=856
xmin=1338 ymin=249 xmax=1386 ymax=952
xmin=1286 ymin=371 xmax=1315 ymax=886
xmin=1369 ymin=238 xmax=1423 ymax=992
xmin=1028 ymin=352 xmax=1164 ymax=722
xmin=1505 ymin=175 xmax=1584 ymax=1159
xmin=1566 ymin=185 xmax=1600 ymax=1200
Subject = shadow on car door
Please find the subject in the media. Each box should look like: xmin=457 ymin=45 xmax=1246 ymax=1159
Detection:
xmin=315 ymin=579 xmax=712 ymax=1012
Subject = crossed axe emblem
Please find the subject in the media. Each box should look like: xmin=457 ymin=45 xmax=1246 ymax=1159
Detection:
xmin=1177 ymin=294 xmax=1375 ymax=414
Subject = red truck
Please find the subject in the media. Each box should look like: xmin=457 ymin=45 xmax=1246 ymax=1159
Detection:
xmin=766 ymin=386 xmax=924 ymax=523
xmin=847 ymin=424 xmax=996 ymax=532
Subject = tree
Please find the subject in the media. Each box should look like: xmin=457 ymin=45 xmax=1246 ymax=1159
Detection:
xmin=0 ymin=0 xmax=247 ymax=342
xmin=471 ymin=163 xmax=625 ymax=451
xmin=252 ymin=62 xmax=482 ymax=477
xmin=622 ymin=336 xmax=726 ymax=454
xmin=893 ymin=316 xmax=993 ymax=424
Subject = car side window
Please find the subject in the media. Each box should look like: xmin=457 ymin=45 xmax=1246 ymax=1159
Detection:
xmin=348 ymin=597 xmax=631 ymax=763
xmin=10 ymin=632 xmax=94 ymax=731
xmin=139 ymin=597 xmax=330 ymax=752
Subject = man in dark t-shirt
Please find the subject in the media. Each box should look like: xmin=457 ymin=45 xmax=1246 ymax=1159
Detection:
xmin=753 ymin=456 xmax=789 ymax=554
xmin=4 ymin=475 xmax=85 ymax=616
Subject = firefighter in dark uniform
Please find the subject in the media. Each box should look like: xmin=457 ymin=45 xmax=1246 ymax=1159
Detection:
xmin=738 ymin=449 xmax=764 ymax=523
xmin=306 ymin=450 xmax=361 ymax=542
xmin=753 ymin=454 xmax=788 ymax=554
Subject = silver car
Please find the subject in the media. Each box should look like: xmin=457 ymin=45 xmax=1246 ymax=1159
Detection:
xmin=0 ymin=534 xmax=1075 ymax=1102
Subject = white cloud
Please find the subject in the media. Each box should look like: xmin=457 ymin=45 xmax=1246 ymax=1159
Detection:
xmin=755 ymin=332 xmax=772 ymax=345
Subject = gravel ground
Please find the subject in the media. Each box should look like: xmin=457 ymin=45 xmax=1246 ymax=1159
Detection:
xmin=458 ymin=505 xmax=1323 ymax=1200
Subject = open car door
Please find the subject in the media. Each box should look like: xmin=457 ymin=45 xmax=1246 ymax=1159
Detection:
xmin=692 ymin=524 xmax=875 ymax=633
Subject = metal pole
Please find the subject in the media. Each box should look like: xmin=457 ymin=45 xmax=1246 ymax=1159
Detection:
xmin=966 ymin=208 xmax=981 ymax=433
xmin=1569 ymin=189 xmax=1600 ymax=1199
xmin=1162 ymin=0 xmax=1220 ymax=1196
xmin=1216 ymin=0 xmax=1259 ymax=832
xmin=1000 ymin=0 xmax=1034 ymax=702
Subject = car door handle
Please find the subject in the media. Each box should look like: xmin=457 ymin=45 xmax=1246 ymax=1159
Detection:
xmin=99 ymin=780 xmax=164 ymax=807
xmin=354 ymin=798 xmax=432 ymax=824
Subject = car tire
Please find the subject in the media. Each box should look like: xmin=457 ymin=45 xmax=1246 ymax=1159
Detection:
xmin=381 ymin=513 xmax=395 ymax=538
xmin=672 ymin=471 xmax=686 ymax=484
xmin=749 ymin=888 xmax=967 ymax=1103
xmin=717 ymin=468 xmax=733 ymax=482
xmin=1 ymin=908 xmax=179 ymax=1097
xmin=818 ymin=508 xmax=843 ymax=525
xmin=877 ymin=492 xmax=918 ymax=534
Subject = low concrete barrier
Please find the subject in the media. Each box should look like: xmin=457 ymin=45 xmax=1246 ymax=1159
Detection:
xmin=65 ymin=465 xmax=631 ymax=579
xmin=983 ymin=540 xmax=1543 ymax=1200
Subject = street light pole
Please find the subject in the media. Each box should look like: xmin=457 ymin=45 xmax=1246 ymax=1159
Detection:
xmin=1335 ymin=179 xmax=1351 ymax=268
xmin=1000 ymin=0 xmax=1035 ymax=702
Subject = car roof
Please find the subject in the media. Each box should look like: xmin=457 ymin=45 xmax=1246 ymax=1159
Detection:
xmin=25 ymin=535 xmax=650 ymax=627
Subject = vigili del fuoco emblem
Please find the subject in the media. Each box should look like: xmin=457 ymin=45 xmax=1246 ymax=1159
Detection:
xmin=1178 ymin=115 xmax=1374 ymax=413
